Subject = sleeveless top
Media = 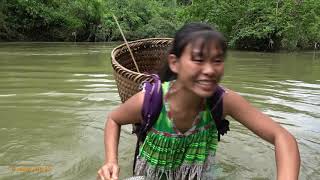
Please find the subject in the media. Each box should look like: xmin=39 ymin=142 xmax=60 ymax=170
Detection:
xmin=134 ymin=81 xmax=219 ymax=180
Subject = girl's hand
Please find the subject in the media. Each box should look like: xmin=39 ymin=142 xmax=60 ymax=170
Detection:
xmin=97 ymin=162 xmax=119 ymax=180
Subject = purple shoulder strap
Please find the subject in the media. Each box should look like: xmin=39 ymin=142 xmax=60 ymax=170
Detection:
xmin=140 ymin=74 xmax=163 ymax=139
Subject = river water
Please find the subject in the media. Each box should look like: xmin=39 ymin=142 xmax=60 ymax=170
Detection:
xmin=0 ymin=42 xmax=319 ymax=180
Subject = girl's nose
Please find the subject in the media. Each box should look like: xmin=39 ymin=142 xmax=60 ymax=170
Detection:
xmin=202 ymin=63 xmax=216 ymax=76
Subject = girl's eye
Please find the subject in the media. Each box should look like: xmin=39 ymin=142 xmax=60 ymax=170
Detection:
xmin=191 ymin=54 xmax=204 ymax=62
xmin=191 ymin=51 xmax=204 ymax=62
xmin=212 ymin=57 xmax=224 ymax=63
xmin=192 ymin=58 xmax=204 ymax=63
xmin=214 ymin=59 xmax=223 ymax=63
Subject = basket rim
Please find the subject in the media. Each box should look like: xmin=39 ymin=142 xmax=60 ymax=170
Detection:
xmin=111 ymin=38 xmax=173 ymax=77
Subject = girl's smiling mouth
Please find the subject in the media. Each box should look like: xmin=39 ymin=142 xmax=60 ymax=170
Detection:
xmin=196 ymin=80 xmax=217 ymax=90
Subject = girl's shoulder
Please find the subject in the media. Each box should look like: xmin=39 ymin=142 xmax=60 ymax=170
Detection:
xmin=222 ymin=87 xmax=254 ymax=117
xmin=109 ymin=91 xmax=145 ymax=125
xmin=222 ymin=88 xmax=240 ymax=102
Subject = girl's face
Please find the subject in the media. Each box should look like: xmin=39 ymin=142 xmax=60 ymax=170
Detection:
xmin=169 ymin=41 xmax=225 ymax=98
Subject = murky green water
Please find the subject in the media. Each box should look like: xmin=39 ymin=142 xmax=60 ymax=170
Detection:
xmin=0 ymin=43 xmax=319 ymax=180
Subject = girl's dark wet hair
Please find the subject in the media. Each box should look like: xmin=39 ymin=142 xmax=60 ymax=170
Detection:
xmin=159 ymin=22 xmax=227 ymax=81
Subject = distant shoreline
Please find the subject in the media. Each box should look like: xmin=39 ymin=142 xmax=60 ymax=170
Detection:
xmin=0 ymin=41 xmax=319 ymax=52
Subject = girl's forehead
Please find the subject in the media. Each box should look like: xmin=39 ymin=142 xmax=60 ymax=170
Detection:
xmin=184 ymin=41 xmax=224 ymax=56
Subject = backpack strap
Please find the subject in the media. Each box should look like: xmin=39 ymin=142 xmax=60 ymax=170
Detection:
xmin=208 ymin=86 xmax=230 ymax=141
xmin=140 ymin=74 xmax=163 ymax=140
xmin=132 ymin=74 xmax=162 ymax=173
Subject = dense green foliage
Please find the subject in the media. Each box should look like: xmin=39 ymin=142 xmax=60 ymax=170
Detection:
xmin=181 ymin=0 xmax=320 ymax=51
xmin=1 ymin=0 xmax=319 ymax=50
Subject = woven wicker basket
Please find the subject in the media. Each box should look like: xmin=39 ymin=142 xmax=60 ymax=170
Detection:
xmin=111 ymin=38 xmax=173 ymax=102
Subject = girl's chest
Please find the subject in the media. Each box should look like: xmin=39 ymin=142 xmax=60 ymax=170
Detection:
xmin=170 ymin=111 xmax=202 ymax=134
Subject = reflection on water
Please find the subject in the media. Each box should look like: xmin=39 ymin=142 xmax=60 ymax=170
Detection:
xmin=0 ymin=43 xmax=319 ymax=180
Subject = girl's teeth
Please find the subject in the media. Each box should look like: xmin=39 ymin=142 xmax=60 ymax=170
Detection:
xmin=199 ymin=81 xmax=212 ymax=85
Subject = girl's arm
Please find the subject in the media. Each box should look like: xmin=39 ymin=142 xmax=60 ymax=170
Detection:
xmin=223 ymin=90 xmax=300 ymax=180
xmin=105 ymin=91 xmax=144 ymax=163
xmin=98 ymin=91 xmax=144 ymax=180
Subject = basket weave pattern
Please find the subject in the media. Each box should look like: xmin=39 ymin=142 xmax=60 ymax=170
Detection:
xmin=111 ymin=38 xmax=172 ymax=102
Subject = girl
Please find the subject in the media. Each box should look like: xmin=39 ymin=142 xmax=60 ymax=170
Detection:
xmin=98 ymin=23 xmax=300 ymax=180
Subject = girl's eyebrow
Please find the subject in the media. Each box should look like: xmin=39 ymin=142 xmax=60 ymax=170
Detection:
xmin=191 ymin=50 xmax=203 ymax=57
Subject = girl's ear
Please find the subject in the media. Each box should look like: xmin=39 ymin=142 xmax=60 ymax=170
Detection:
xmin=168 ymin=54 xmax=179 ymax=74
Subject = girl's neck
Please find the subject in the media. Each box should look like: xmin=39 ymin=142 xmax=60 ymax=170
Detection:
xmin=167 ymin=80 xmax=204 ymax=111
